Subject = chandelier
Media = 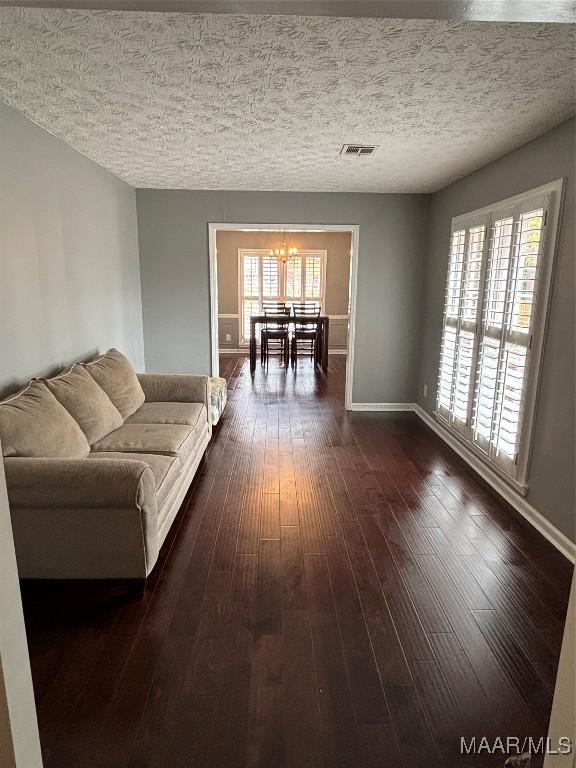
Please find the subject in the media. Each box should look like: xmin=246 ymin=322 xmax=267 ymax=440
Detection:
xmin=269 ymin=231 xmax=298 ymax=262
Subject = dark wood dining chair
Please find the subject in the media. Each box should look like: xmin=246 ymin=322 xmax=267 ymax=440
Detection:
xmin=261 ymin=301 xmax=290 ymax=367
xmin=291 ymin=302 xmax=320 ymax=366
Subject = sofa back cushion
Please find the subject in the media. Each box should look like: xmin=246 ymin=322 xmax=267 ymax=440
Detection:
xmin=83 ymin=348 xmax=145 ymax=419
xmin=0 ymin=380 xmax=90 ymax=458
xmin=45 ymin=364 xmax=123 ymax=444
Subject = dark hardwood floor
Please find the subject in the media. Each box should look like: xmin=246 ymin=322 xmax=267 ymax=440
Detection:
xmin=21 ymin=355 xmax=573 ymax=768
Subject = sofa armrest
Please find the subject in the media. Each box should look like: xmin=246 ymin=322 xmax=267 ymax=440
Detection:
xmin=4 ymin=457 xmax=156 ymax=510
xmin=137 ymin=373 xmax=209 ymax=412
xmin=4 ymin=457 xmax=160 ymax=579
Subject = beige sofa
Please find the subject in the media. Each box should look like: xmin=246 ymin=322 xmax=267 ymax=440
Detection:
xmin=0 ymin=349 xmax=211 ymax=580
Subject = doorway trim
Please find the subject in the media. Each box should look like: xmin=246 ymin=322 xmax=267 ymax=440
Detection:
xmin=208 ymin=222 xmax=360 ymax=410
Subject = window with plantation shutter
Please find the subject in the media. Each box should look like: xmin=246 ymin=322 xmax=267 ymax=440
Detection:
xmin=435 ymin=180 xmax=564 ymax=490
xmin=283 ymin=252 xmax=326 ymax=305
xmin=239 ymin=249 xmax=326 ymax=343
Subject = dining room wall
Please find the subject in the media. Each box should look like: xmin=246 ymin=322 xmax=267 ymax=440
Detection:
xmin=216 ymin=230 xmax=351 ymax=351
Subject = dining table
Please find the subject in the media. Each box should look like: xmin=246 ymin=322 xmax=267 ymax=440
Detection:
xmin=249 ymin=314 xmax=330 ymax=375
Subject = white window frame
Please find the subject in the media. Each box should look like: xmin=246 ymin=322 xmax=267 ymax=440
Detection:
xmin=435 ymin=178 xmax=565 ymax=494
xmin=238 ymin=248 xmax=327 ymax=344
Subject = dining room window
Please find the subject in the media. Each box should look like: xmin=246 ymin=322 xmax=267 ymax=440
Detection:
xmin=239 ymin=249 xmax=326 ymax=343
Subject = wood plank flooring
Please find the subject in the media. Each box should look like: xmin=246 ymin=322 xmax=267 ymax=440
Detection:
xmin=21 ymin=355 xmax=573 ymax=768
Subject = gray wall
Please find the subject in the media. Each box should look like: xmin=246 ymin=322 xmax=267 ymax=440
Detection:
xmin=417 ymin=119 xmax=575 ymax=542
xmin=136 ymin=190 xmax=429 ymax=403
xmin=0 ymin=102 xmax=144 ymax=395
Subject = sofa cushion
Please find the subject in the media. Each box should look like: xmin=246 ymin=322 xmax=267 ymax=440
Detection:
xmin=44 ymin=364 xmax=123 ymax=444
xmin=90 ymin=423 xmax=194 ymax=464
xmin=83 ymin=348 xmax=145 ymax=419
xmin=126 ymin=402 xmax=206 ymax=430
xmin=88 ymin=452 xmax=180 ymax=507
xmin=0 ymin=380 xmax=90 ymax=458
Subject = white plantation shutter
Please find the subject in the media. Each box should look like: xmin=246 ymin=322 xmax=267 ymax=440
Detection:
xmin=283 ymin=253 xmax=325 ymax=305
xmin=492 ymin=343 xmax=528 ymax=463
xmin=472 ymin=214 xmax=515 ymax=452
xmin=485 ymin=202 xmax=548 ymax=473
xmin=243 ymin=254 xmax=259 ymax=299
xmin=262 ymin=256 xmax=280 ymax=299
xmin=453 ymin=226 xmax=486 ymax=431
xmin=437 ymin=224 xmax=487 ymax=434
xmin=473 ymin=336 xmax=500 ymax=445
xmin=436 ymin=181 xmax=561 ymax=488
xmin=241 ymin=253 xmax=262 ymax=343
xmin=242 ymin=299 xmax=259 ymax=343
xmin=437 ymin=230 xmax=465 ymax=416
xmin=437 ymin=325 xmax=457 ymax=413
xmin=285 ymin=256 xmax=302 ymax=301
xmin=452 ymin=329 xmax=476 ymax=424
xmin=305 ymin=255 xmax=323 ymax=300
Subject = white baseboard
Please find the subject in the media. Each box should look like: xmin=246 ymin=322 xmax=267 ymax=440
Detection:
xmin=413 ymin=404 xmax=576 ymax=564
xmin=349 ymin=402 xmax=417 ymax=412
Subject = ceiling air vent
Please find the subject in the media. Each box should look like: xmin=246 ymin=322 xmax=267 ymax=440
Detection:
xmin=340 ymin=144 xmax=378 ymax=156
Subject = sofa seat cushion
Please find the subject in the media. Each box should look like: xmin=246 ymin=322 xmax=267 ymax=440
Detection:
xmin=83 ymin=348 xmax=145 ymax=419
xmin=45 ymin=364 xmax=123 ymax=444
xmin=0 ymin=380 xmax=90 ymax=459
xmin=126 ymin=402 xmax=206 ymax=431
xmin=91 ymin=423 xmax=194 ymax=464
xmin=88 ymin=452 xmax=180 ymax=506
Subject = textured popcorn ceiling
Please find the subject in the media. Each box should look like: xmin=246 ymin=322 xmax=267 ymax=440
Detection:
xmin=0 ymin=9 xmax=573 ymax=191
